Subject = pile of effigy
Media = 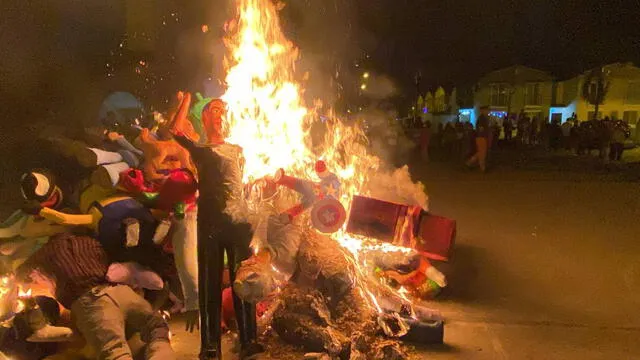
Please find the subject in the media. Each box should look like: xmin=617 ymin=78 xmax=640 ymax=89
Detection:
xmin=232 ymin=165 xmax=457 ymax=359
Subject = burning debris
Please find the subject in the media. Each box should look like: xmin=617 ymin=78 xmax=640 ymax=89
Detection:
xmin=0 ymin=0 xmax=456 ymax=358
xmin=217 ymin=0 xmax=456 ymax=356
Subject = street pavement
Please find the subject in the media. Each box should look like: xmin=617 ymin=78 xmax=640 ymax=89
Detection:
xmin=409 ymin=152 xmax=640 ymax=359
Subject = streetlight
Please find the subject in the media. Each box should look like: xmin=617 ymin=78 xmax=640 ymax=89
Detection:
xmin=363 ymin=72 xmax=370 ymax=79
xmin=360 ymin=84 xmax=367 ymax=90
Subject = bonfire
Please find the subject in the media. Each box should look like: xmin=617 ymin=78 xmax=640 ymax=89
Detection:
xmin=218 ymin=0 xmax=442 ymax=359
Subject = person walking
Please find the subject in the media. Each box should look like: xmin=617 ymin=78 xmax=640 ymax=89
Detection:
xmin=466 ymin=106 xmax=491 ymax=172
xmin=419 ymin=121 xmax=432 ymax=162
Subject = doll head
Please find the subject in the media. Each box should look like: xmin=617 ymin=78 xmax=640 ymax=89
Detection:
xmin=20 ymin=171 xmax=63 ymax=209
xmin=202 ymin=99 xmax=226 ymax=144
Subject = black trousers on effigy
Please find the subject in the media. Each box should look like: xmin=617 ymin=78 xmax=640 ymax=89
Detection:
xmin=197 ymin=217 xmax=257 ymax=358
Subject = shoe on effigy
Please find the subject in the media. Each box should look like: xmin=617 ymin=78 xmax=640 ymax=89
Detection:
xmin=152 ymin=219 xmax=171 ymax=245
xmin=124 ymin=218 xmax=140 ymax=247
xmin=26 ymin=324 xmax=75 ymax=343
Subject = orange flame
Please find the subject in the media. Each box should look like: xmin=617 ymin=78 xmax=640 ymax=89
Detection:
xmin=18 ymin=286 xmax=32 ymax=298
xmin=222 ymin=0 xmax=421 ymax=311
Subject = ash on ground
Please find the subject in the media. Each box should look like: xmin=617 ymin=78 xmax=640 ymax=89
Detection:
xmin=255 ymin=230 xmax=413 ymax=360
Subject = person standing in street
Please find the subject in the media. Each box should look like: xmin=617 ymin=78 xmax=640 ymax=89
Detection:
xmin=466 ymin=106 xmax=491 ymax=172
xmin=609 ymin=122 xmax=627 ymax=161
xmin=503 ymin=115 xmax=513 ymax=142
xmin=419 ymin=121 xmax=432 ymax=162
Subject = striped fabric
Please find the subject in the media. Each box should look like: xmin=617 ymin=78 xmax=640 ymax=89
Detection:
xmin=17 ymin=233 xmax=109 ymax=308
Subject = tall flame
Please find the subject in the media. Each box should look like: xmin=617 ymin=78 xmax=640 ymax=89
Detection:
xmin=222 ymin=0 xmax=311 ymax=183
xmin=222 ymin=0 xmax=417 ymax=310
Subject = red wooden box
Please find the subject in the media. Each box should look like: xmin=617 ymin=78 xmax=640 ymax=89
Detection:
xmin=346 ymin=195 xmax=456 ymax=261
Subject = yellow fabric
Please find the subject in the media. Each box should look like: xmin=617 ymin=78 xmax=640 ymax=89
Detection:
xmin=21 ymin=216 xmax=70 ymax=238
xmin=40 ymin=208 xmax=95 ymax=227
xmin=79 ymin=185 xmax=117 ymax=213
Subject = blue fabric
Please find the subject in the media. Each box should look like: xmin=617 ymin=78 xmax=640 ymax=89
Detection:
xmin=95 ymin=199 xmax=157 ymax=250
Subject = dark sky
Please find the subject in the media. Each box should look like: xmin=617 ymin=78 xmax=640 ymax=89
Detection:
xmin=1 ymin=0 xmax=639 ymax=127
xmin=350 ymin=0 xmax=640 ymax=90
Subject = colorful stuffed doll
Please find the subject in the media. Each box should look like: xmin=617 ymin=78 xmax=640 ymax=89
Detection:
xmin=201 ymin=98 xmax=225 ymax=145
xmin=27 ymin=182 xmax=169 ymax=276
xmin=188 ymin=92 xmax=214 ymax=142
xmin=380 ymin=257 xmax=447 ymax=300
xmin=136 ymin=92 xmax=198 ymax=182
xmin=172 ymin=93 xmax=263 ymax=360
xmin=119 ymin=166 xmax=200 ymax=314
xmin=147 ymin=169 xmax=197 ymax=220
xmin=1 ymin=172 xmax=71 ymax=271
xmin=50 ymin=129 xmax=144 ymax=188
xmin=273 ymin=160 xmax=346 ymax=233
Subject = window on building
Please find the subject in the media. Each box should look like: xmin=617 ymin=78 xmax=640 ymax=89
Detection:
xmin=626 ymin=82 xmax=640 ymax=104
xmin=525 ymin=83 xmax=541 ymax=105
xmin=490 ymin=84 xmax=508 ymax=107
xmin=623 ymin=111 xmax=638 ymax=125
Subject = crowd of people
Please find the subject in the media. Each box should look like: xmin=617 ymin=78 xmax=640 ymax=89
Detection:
xmin=416 ymin=108 xmax=633 ymax=172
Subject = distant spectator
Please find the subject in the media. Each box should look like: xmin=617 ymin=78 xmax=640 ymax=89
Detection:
xmin=461 ymin=122 xmax=474 ymax=160
xmin=454 ymin=121 xmax=464 ymax=156
xmin=518 ymin=115 xmax=531 ymax=145
xmin=530 ymin=116 xmax=541 ymax=146
xmin=466 ymin=106 xmax=491 ymax=172
xmin=490 ymin=119 xmax=500 ymax=148
xmin=437 ymin=123 xmax=445 ymax=147
xmin=610 ymin=123 xmax=626 ymax=161
xmin=561 ymin=120 xmax=573 ymax=150
xmin=549 ymin=118 xmax=562 ymax=150
xmin=419 ymin=121 xmax=432 ymax=162
xmin=503 ymin=115 xmax=513 ymax=142
xmin=599 ymin=118 xmax=612 ymax=162
xmin=443 ymin=123 xmax=456 ymax=157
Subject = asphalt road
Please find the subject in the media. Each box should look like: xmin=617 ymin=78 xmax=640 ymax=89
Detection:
xmin=168 ymin=151 xmax=640 ymax=360
xmin=410 ymin=153 xmax=640 ymax=359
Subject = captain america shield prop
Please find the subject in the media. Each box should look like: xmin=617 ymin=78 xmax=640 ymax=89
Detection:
xmin=310 ymin=198 xmax=347 ymax=234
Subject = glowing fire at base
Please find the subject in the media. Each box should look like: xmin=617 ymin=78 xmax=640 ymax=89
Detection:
xmin=14 ymin=286 xmax=33 ymax=314
xmin=221 ymin=0 xmax=421 ymax=312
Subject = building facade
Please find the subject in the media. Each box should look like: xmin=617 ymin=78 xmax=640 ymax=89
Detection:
xmin=551 ymin=63 xmax=640 ymax=140
xmin=472 ymin=65 xmax=554 ymax=122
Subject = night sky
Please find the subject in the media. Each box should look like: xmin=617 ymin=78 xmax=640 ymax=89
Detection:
xmin=1 ymin=0 xmax=639 ymax=127
xmin=348 ymin=0 xmax=640 ymax=90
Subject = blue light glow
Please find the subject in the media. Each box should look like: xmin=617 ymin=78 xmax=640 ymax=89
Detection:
xmin=489 ymin=111 xmax=507 ymax=118
xmin=458 ymin=108 xmax=476 ymax=124
xmin=549 ymin=102 xmax=577 ymax=123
